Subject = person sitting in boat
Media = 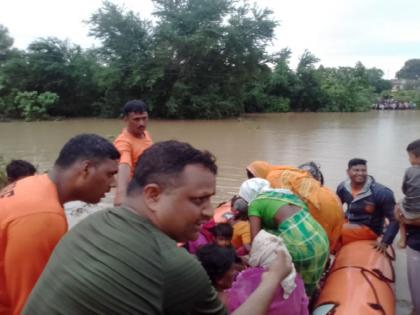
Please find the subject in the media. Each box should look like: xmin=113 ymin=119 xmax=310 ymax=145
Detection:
xmin=5 ymin=159 xmax=36 ymax=184
xmin=239 ymin=178 xmax=329 ymax=296
xmin=212 ymin=223 xmax=234 ymax=248
xmin=246 ymin=160 xmax=344 ymax=252
xmin=1 ymin=159 xmax=37 ymax=194
xmin=184 ymin=219 xmax=216 ymax=254
xmin=230 ymin=197 xmax=252 ymax=256
xmin=336 ymin=158 xmax=398 ymax=253
xmin=196 ymin=244 xmax=239 ymax=306
xmin=196 ymin=240 xmax=308 ymax=315
xmin=187 ymin=198 xmax=250 ymax=255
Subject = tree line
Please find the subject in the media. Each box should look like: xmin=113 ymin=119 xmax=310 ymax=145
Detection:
xmin=0 ymin=0 xmax=409 ymax=120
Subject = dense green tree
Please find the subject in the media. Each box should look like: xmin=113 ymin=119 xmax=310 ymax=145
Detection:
xmin=150 ymin=0 xmax=277 ymax=118
xmin=319 ymin=64 xmax=374 ymax=112
xmin=0 ymin=25 xmax=14 ymax=62
xmin=366 ymin=68 xmax=392 ymax=93
xmin=14 ymin=91 xmax=59 ymax=121
xmin=0 ymin=5 xmax=409 ymax=119
xmin=24 ymin=38 xmax=102 ymax=116
xmin=291 ymin=50 xmax=324 ymax=111
xmin=397 ymin=59 xmax=420 ymax=80
xmin=88 ymin=1 xmax=155 ymax=116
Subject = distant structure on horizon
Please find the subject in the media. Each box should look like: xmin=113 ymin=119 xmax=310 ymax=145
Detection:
xmin=390 ymin=79 xmax=408 ymax=91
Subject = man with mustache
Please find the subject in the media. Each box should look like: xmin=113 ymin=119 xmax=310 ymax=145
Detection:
xmin=114 ymin=99 xmax=153 ymax=206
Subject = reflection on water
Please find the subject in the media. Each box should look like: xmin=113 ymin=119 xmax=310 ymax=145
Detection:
xmin=1 ymin=111 xmax=419 ymax=314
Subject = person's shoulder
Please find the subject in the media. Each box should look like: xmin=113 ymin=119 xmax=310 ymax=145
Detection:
xmin=404 ymin=165 xmax=420 ymax=177
xmin=161 ymin=243 xmax=195 ymax=262
xmin=336 ymin=181 xmax=346 ymax=192
xmin=114 ymin=129 xmax=129 ymax=143
xmin=144 ymin=130 xmax=152 ymax=140
xmin=371 ymin=180 xmax=394 ymax=196
xmin=0 ymin=174 xmax=62 ymax=219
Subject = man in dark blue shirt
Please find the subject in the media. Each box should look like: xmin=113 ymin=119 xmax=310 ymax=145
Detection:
xmin=336 ymin=158 xmax=398 ymax=253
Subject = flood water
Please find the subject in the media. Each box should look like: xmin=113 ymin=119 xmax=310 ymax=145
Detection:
xmin=1 ymin=110 xmax=419 ymax=314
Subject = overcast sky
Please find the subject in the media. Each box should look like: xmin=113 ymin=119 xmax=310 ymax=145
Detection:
xmin=1 ymin=0 xmax=419 ymax=79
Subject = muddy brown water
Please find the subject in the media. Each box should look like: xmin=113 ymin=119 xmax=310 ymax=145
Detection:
xmin=1 ymin=110 xmax=419 ymax=314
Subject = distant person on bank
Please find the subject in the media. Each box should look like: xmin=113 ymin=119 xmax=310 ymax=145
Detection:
xmin=0 ymin=134 xmax=119 ymax=315
xmin=23 ymin=140 xmax=292 ymax=315
xmin=336 ymin=158 xmax=398 ymax=253
xmin=114 ymin=99 xmax=153 ymax=206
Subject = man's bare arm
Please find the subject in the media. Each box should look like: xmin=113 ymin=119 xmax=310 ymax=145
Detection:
xmin=114 ymin=164 xmax=131 ymax=206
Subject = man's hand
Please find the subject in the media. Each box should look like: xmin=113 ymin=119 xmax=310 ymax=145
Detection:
xmin=373 ymin=241 xmax=388 ymax=254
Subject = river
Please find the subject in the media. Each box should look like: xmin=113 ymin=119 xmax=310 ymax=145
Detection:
xmin=1 ymin=110 xmax=419 ymax=314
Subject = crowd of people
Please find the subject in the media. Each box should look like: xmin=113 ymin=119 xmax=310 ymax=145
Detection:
xmin=372 ymin=99 xmax=417 ymax=110
xmin=1 ymin=99 xmax=420 ymax=315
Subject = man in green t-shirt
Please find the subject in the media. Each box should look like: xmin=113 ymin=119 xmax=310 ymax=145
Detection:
xmin=23 ymin=140 xmax=292 ymax=315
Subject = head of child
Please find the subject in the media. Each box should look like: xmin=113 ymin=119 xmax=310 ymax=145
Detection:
xmin=6 ymin=159 xmax=36 ymax=183
xmin=212 ymin=223 xmax=233 ymax=248
xmin=196 ymin=244 xmax=237 ymax=291
xmin=232 ymin=196 xmax=248 ymax=221
xmin=407 ymin=139 xmax=420 ymax=166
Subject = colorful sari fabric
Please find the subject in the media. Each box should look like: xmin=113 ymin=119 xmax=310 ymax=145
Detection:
xmin=246 ymin=161 xmax=295 ymax=179
xmin=277 ymin=210 xmax=330 ymax=295
xmin=248 ymin=191 xmax=329 ymax=296
xmin=227 ymin=267 xmax=309 ymax=315
xmin=267 ymin=169 xmax=344 ymax=251
xmin=246 ymin=161 xmax=273 ymax=178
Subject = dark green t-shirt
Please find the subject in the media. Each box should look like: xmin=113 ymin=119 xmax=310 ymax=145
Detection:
xmin=23 ymin=207 xmax=227 ymax=315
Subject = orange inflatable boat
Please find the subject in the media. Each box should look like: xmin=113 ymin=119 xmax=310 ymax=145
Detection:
xmin=313 ymin=240 xmax=395 ymax=315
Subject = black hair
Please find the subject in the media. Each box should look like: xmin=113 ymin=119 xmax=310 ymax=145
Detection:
xmin=348 ymin=158 xmax=367 ymax=169
xmin=231 ymin=196 xmax=249 ymax=220
xmin=6 ymin=160 xmax=36 ymax=182
xmin=298 ymin=161 xmax=324 ymax=185
xmin=211 ymin=223 xmax=233 ymax=239
xmin=127 ymin=140 xmax=217 ymax=194
xmin=54 ymin=134 xmax=120 ymax=168
xmin=122 ymin=99 xmax=148 ymax=116
xmin=407 ymin=139 xmax=420 ymax=157
xmin=196 ymin=244 xmax=236 ymax=286
xmin=246 ymin=169 xmax=255 ymax=179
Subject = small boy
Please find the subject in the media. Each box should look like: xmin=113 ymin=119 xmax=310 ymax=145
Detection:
xmin=212 ymin=223 xmax=234 ymax=248
xmin=398 ymin=139 xmax=420 ymax=248
xmin=196 ymin=244 xmax=238 ymax=293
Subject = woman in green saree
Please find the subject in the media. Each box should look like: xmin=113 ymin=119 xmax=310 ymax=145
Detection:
xmin=239 ymin=178 xmax=329 ymax=296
